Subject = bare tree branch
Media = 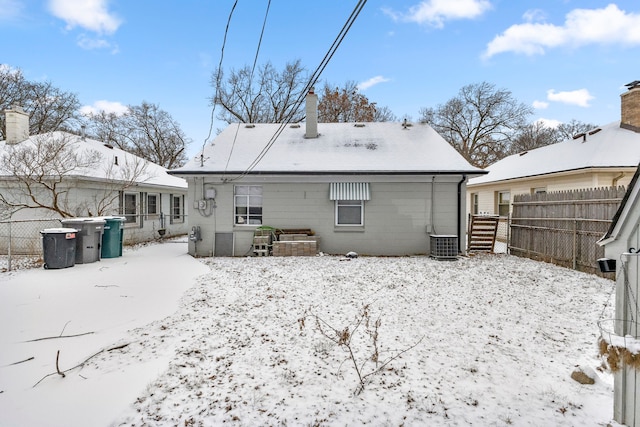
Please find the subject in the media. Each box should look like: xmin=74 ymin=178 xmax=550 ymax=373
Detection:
xmin=420 ymin=81 xmax=532 ymax=168
xmin=211 ymin=60 xmax=308 ymax=124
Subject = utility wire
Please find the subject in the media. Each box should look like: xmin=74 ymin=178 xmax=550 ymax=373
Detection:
xmin=200 ymin=0 xmax=238 ymax=167
xmin=222 ymin=0 xmax=272 ymax=177
xmin=228 ymin=0 xmax=368 ymax=180
xmin=250 ymin=0 xmax=271 ymax=81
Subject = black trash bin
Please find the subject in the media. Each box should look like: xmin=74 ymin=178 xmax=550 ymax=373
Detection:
xmin=41 ymin=228 xmax=77 ymax=269
xmin=61 ymin=218 xmax=106 ymax=264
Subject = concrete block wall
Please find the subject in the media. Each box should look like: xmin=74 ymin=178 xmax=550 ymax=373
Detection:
xmin=273 ymin=235 xmax=318 ymax=256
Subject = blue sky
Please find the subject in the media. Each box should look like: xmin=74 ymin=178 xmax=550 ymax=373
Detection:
xmin=2 ymin=0 xmax=640 ymax=161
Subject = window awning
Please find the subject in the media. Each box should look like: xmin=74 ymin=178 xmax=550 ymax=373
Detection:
xmin=329 ymin=182 xmax=370 ymax=201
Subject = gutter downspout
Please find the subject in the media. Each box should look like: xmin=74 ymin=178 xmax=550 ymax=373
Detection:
xmin=613 ymin=172 xmax=625 ymax=187
xmin=457 ymin=174 xmax=467 ymax=254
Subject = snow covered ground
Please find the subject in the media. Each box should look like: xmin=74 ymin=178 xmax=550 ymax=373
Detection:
xmin=0 ymin=240 xmax=619 ymax=426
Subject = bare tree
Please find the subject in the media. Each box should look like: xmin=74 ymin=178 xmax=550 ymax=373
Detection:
xmin=554 ymin=119 xmax=599 ymax=141
xmin=509 ymin=119 xmax=600 ymax=155
xmin=0 ymin=133 xmax=148 ymax=217
xmin=420 ymin=82 xmax=532 ymax=168
xmin=317 ymin=81 xmax=396 ymax=123
xmin=211 ymin=60 xmax=308 ymax=124
xmin=373 ymin=105 xmax=397 ymax=122
xmin=84 ymin=102 xmax=189 ymax=168
xmin=83 ymin=109 xmax=122 ymax=146
xmin=0 ymin=65 xmax=81 ymax=139
xmin=509 ymin=121 xmax=558 ymax=154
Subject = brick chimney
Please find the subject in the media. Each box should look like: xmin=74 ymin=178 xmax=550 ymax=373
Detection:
xmin=4 ymin=105 xmax=29 ymax=144
xmin=305 ymin=87 xmax=318 ymax=139
xmin=621 ymin=81 xmax=640 ymax=132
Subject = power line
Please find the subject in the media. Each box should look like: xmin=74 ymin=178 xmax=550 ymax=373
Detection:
xmin=229 ymin=0 xmax=368 ymax=180
xmin=250 ymin=0 xmax=271 ymax=82
xmin=222 ymin=0 xmax=272 ymax=178
xmin=200 ymin=0 xmax=238 ymax=167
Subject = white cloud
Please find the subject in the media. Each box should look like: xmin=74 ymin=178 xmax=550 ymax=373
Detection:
xmin=484 ymin=4 xmax=640 ymax=58
xmin=0 ymin=0 xmax=23 ymax=21
xmin=357 ymin=76 xmax=391 ymax=91
xmin=48 ymin=0 xmax=121 ymax=34
xmin=536 ymin=118 xmax=562 ymax=128
xmin=80 ymin=100 xmax=129 ymax=116
xmin=77 ymin=34 xmax=119 ymax=53
xmin=522 ymin=9 xmax=546 ymax=23
xmin=546 ymin=88 xmax=594 ymax=107
xmin=532 ymin=100 xmax=549 ymax=109
xmin=383 ymin=0 xmax=491 ymax=28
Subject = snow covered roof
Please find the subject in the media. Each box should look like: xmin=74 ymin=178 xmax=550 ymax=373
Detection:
xmin=599 ymin=163 xmax=640 ymax=245
xmin=469 ymin=121 xmax=640 ymax=186
xmin=0 ymin=131 xmax=187 ymax=189
xmin=172 ymin=122 xmax=484 ymax=175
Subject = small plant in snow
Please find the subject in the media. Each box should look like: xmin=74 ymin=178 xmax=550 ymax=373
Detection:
xmin=301 ymin=304 xmax=423 ymax=395
xmin=598 ymin=336 xmax=640 ymax=372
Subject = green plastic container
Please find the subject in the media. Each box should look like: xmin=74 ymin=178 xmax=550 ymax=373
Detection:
xmin=100 ymin=216 xmax=125 ymax=258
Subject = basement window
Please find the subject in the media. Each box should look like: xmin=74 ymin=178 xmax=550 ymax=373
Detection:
xmin=330 ymin=182 xmax=370 ymax=227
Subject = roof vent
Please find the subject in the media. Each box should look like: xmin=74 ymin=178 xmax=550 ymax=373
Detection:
xmin=625 ymin=81 xmax=640 ymax=91
xmin=573 ymin=132 xmax=586 ymax=142
xmin=245 ymin=124 xmax=255 ymax=128
xmin=519 ymin=151 xmax=528 ymax=156
xmin=354 ymin=123 xmax=365 ymax=128
xmin=104 ymin=143 xmax=114 ymax=149
xmin=588 ymin=128 xmax=602 ymax=135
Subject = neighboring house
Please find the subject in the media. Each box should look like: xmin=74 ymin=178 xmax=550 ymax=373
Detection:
xmin=0 ymin=106 xmax=189 ymax=245
xmin=597 ymin=165 xmax=640 ymax=427
xmin=467 ymin=82 xmax=640 ymax=217
xmin=170 ymin=89 xmax=485 ymax=257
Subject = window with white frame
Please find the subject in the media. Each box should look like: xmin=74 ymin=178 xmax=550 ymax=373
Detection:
xmin=147 ymin=193 xmax=159 ymax=216
xmin=122 ymin=192 xmax=138 ymax=223
xmin=335 ymin=199 xmax=364 ymax=225
xmin=170 ymin=194 xmax=184 ymax=223
xmin=532 ymin=187 xmax=546 ymax=195
xmin=471 ymin=193 xmax=479 ymax=215
xmin=329 ymin=182 xmax=370 ymax=227
xmin=497 ymin=191 xmax=510 ymax=216
xmin=234 ymin=185 xmax=262 ymax=225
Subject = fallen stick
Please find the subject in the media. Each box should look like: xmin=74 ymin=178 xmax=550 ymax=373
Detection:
xmin=55 ymin=350 xmax=65 ymax=378
xmin=25 ymin=331 xmax=94 ymax=342
xmin=33 ymin=343 xmax=130 ymax=388
xmin=5 ymin=356 xmax=34 ymax=366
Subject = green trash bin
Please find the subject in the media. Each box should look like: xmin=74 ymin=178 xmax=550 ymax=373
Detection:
xmin=41 ymin=228 xmax=77 ymax=269
xmin=61 ymin=218 xmax=105 ymax=264
xmin=101 ymin=216 xmax=125 ymax=258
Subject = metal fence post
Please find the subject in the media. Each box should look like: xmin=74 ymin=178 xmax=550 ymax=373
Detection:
xmin=507 ymin=214 xmax=511 ymax=254
xmin=572 ymin=218 xmax=577 ymax=270
xmin=8 ymin=219 xmax=12 ymax=272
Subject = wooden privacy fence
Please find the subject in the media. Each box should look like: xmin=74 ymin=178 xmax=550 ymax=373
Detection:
xmin=510 ymin=186 xmax=626 ymax=276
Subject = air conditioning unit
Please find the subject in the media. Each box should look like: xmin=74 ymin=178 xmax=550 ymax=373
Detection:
xmin=430 ymin=235 xmax=458 ymax=260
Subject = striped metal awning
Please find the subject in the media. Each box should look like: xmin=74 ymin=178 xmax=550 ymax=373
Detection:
xmin=329 ymin=182 xmax=370 ymax=201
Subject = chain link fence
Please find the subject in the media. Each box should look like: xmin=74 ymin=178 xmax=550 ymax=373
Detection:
xmin=509 ymin=217 xmax=612 ymax=275
xmin=509 ymin=187 xmax=626 ymax=277
xmin=495 ymin=216 xmax=510 ymax=253
xmin=0 ymin=218 xmax=63 ymax=271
